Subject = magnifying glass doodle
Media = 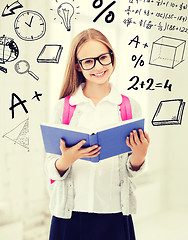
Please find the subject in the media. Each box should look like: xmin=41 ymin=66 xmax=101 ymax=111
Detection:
xmin=14 ymin=60 xmax=39 ymax=80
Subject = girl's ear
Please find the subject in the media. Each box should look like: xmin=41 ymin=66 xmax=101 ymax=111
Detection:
xmin=75 ymin=63 xmax=82 ymax=72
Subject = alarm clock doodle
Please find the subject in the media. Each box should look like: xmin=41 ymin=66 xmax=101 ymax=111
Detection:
xmin=14 ymin=10 xmax=46 ymax=41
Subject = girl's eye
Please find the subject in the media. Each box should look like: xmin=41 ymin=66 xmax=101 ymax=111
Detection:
xmin=100 ymin=55 xmax=107 ymax=60
xmin=84 ymin=59 xmax=93 ymax=65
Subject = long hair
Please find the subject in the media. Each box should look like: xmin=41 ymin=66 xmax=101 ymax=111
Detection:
xmin=59 ymin=28 xmax=116 ymax=99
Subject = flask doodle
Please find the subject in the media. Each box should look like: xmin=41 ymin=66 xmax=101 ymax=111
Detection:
xmin=57 ymin=2 xmax=74 ymax=31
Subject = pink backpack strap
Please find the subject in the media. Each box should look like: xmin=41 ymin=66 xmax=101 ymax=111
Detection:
xmin=119 ymin=94 xmax=132 ymax=121
xmin=50 ymin=96 xmax=76 ymax=184
xmin=62 ymin=96 xmax=76 ymax=125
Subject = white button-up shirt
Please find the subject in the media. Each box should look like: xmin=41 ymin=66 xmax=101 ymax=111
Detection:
xmin=45 ymin=83 xmax=144 ymax=218
xmin=69 ymin=83 xmax=123 ymax=213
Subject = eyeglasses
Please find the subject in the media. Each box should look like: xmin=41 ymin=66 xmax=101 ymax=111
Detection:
xmin=77 ymin=52 xmax=113 ymax=70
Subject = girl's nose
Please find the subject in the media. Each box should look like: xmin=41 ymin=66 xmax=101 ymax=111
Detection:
xmin=94 ymin=59 xmax=103 ymax=70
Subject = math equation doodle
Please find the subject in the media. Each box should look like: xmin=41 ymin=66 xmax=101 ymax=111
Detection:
xmin=2 ymin=118 xmax=29 ymax=151
xmin=92 ymin=0 xmax=116 ymax=23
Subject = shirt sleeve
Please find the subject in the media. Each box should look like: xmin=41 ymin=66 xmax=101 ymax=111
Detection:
xmin=44 ymin=98 xmax=71 ymax=181
xmin=126 ymin=98 xmax=146 ymax=177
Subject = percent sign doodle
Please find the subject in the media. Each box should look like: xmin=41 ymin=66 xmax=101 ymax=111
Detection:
xmin=132 ymin=54 xmax=144 ymax=68
xmin=92 ymin=0 xmax=116 ymax=23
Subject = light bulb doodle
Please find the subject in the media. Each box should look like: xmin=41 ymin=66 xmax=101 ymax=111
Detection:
xmin=57 ymin=2 xmax=74 ymax=31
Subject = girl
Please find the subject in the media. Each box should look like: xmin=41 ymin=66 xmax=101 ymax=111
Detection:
xmin=45 ymin=28 xmax=150 ymax=240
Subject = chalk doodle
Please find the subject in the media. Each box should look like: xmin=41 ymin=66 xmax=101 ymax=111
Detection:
xmin=0 ymin=66 xmax=7 ymax=73
xmin=31 ymin=91 xmax=42 ymax=101
xmin=9 ymin=93 xmax=28 ymax=119
xmin=14 ymin=10 xmax=46 ymax=41
xmin=127 ymin=76 xmax=172 ymax=91
xmin=9 ymin=92 xmax=43 ymax=119
xmin=50 ymin=0 xmax=80 ymax=26
xmin=0 ymin=35 xmax=19 ymax=64
xmin=132 ymin=54 xmax=145 ymax=68
xmin=37 ymin=44 xmax=63 ymax=63
xmin=57 ymin=2 xmax=74 ymax=31
xmin=1 ymin=1 xmax=23 ymax=17
xmin=0 ymin=35 xmax=19 ymax=74
xmin=92 ymin=0 xmax=116 ymax=23
xmin=128 ymin=35 xmax=149 ymax=49
xmin=123 ymin=1 xmax=188 ymax=35
xmin=15 ymin=60 xmax=39 ymax=80
xmin=152 ymin=99 xmax=185 ymax=126
xmin=149 ymin=36 xmax=186 ymax=69
xmin=2 ymin=118 xmax=29 ymax=151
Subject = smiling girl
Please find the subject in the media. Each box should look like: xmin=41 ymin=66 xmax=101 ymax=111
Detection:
xmin=45 ymin=28 xmax=150 ymax=240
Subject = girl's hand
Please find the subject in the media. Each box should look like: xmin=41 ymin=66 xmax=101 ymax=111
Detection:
xmin=55 ymin=139 xmax=101 ymax=175
xmin=126 ymin=129 xmax=150 ymax=171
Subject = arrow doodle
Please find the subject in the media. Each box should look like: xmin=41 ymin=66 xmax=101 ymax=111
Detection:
xmin=2 ymin=1 xmax=23 ymax=17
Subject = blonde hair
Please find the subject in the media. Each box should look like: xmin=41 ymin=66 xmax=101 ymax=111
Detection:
xmin=59 ymin=28 xmax=116 ymax=99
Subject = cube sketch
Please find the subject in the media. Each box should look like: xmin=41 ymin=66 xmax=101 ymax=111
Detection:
xmin=149 ymin=36 xmax=186 ymax=69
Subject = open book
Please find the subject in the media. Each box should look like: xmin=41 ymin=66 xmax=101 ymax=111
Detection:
xmin=40 ymin=117 xmax=145 ymax=163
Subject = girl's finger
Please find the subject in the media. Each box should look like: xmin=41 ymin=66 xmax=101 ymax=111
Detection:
xmin=129 ymin=132 xmax=136 ymax=146
xmin=80 ymin=144 xmax=99 ymax=154
xmin=88 ymin=147 xmax=101 ymax=155
xmin=74 ymin=140 xmax=87 ymax=150
xmin=144 ymin=131 xmax=150 ymax=143
xmin=138 ymin=129 xmax=145 ymax=143
xmin=60 ymin=139 xmax=66 ymax=152
xmin=133 ymin=130 xmax=140 ymax=144
xmin=84 ymin=150 xmax=101 ymax=158
xmin=126 ymin=136 xmax=132 ymax=148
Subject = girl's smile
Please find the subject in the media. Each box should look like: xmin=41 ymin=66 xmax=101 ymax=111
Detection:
xmin=76 ymin=40 xmax=114 ymax=86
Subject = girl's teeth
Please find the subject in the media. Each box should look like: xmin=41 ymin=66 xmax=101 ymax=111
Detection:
xmin=95 ymin=72 xmax=104 ymax=76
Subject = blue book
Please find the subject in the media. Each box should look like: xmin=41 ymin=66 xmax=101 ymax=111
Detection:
xmin=40 ymin=118 xmax=145 ymax=163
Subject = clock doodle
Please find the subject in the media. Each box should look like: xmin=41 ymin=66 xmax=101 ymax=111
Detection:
xmin=14 ymin=10 xmax=46 ymax=41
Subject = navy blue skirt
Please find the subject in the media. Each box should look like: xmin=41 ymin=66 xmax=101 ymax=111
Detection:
xmin=49 ymin=211 xmax=136 ymax=240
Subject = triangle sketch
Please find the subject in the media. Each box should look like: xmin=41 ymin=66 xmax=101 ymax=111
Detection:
xmin=2 ymin=118 xmax=29 ymax=151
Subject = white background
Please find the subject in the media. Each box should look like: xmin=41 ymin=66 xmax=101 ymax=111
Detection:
xmin=0 ymin=0 xmax=188 ymax=239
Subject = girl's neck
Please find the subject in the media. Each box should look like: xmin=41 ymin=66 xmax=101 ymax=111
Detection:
xmin=83 ymin=81 xmax=111 ymax=106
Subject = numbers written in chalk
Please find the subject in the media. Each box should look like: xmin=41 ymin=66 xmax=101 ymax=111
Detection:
xmin=127 ymin=75 xmax=172 ymax=91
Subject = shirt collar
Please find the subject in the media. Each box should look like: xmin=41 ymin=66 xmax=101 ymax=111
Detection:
xmin=69 ymin=82 xmax=122 ymax=106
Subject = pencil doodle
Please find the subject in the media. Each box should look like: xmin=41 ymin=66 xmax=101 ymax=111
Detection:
xmin=152 ymin=99 xmax=186 ymax=126
xmin=14 ymin=10 xmax=46 ymax=41
xmin=32 ymin=91 xmax=42 ymax=101
xmin=0 ymin=35 xmax=19 ymax=64
xmin=2 ymin=1 xmax=23 ymax=17
xmin=127 ymin=76 xmax=172 ymax=91
xmin=9 ymin=93 xmax=28 ymax=119
xmin=149 ymin=36 xmax=186 ymax=69
xmin=37 ymin=44 xmax=63 ymax=63
xmin=57 ymin=2 xmax=74 ymax=31
xmin=50 ymin=0 xmax=80 ymax=24
xmin=15 ymin=60 xmax=39 ymax=80
xmin=2 ymin=118 xmax=29 ymax=151
xmin=92 ymin=0 xmax=116 ymax=23
xmin=0 ymin=65 xmax=7 ymax=73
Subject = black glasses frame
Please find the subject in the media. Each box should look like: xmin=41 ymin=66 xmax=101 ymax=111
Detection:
xmin=77 ymin=52 xmax=113 ymax=70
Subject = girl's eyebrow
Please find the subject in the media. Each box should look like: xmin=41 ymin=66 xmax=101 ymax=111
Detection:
xmin=78 ymin=52 xmax=109 ymax=60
